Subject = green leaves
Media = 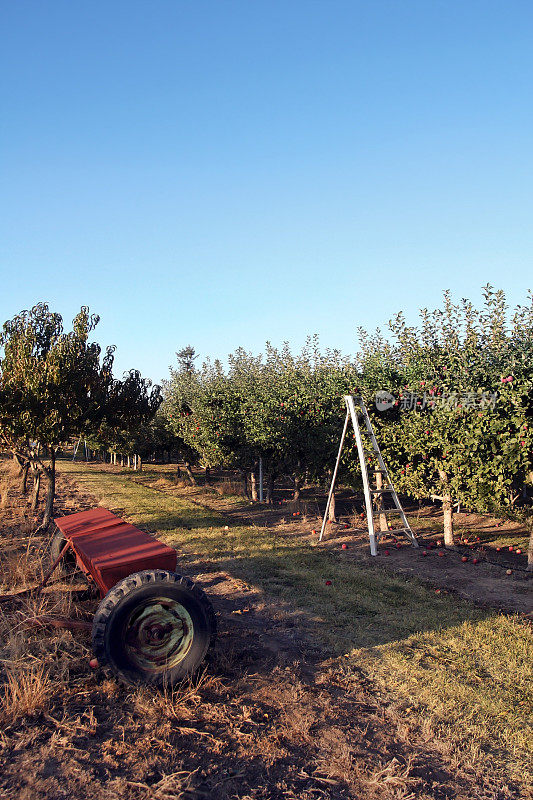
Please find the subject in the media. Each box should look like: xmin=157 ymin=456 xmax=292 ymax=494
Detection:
xmin=358 ymin=288 xmax=533 ymax=513
xmin=163 ymin=339 xmax=356 ymax=480
xmin=0 ymin=303 xmax=161 ymax=455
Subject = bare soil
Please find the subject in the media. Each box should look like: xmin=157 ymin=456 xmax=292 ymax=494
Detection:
xmin=0 ymin=460 xmax=530 ymax=800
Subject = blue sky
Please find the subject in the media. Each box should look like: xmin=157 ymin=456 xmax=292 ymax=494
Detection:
xmin=1 ymin=1 xmax=532 ymax=384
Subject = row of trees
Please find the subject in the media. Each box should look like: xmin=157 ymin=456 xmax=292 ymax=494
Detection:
xmin=0 ymin=304 xmax=161 ymax=527
xmin=159 ymin=287 xmax=533 ymax=564
xmin=1 ymin=289 xmax=531 ymax=565
xmin=162 ymin=339 xmax=360 ymax=499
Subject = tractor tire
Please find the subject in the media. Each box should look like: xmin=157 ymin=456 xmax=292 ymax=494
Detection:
xmin=92 ymin=570 xmax=216 ymax=687
xmin=49 ymin=526 xmax=79 ymax=576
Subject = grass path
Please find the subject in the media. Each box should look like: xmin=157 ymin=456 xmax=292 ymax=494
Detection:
xmin=60 ymin=461 xmax=533 ymax=789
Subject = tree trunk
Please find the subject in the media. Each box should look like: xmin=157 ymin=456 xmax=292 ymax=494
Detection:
xmin=138 ymin=455 xmax=142 ymax=472
xmin=250 ymin=470 xmax=258 ymax=501
xmin=293 ymin=472 xmax=302 ymax=502
xmin=31 ymin=469 xmax=41 ymax=511
xmin=438 ymin=469 xmax=454 ymax=547
xmin=21 ymin=461 xmax=30 ymax=495
xmin=176 ymin=465 xmax=181 ymax=478
xmin=184 ymin=462 xmax=197 ymax=485
xmin=205 ymin=466 xmax=211 ymax=485
xmin=375 ymin=471 xmax=388 ymax=533
xmin=527 ymin=519 xmax=533 ymax=572
xmin=266 ymin=473 xmax=275 ymax=505
xmin=241 ymin=471 xmax=250 ymax=499
xmin=40 ymin=450 xmax=56 ymax=530
xmin=328 ymin=491 xmax=337 ymax=522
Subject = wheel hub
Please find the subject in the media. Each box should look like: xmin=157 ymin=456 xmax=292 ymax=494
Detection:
xmin=124 ymin=598 xmax=194 ymax=673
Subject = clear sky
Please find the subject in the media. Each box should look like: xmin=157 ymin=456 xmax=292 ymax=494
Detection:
xmin=1 ymin=1 xmax=532 ymax=384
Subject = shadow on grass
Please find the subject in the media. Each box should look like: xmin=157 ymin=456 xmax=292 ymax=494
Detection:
xmin=139 ymin=512 xmax=490 ymax=655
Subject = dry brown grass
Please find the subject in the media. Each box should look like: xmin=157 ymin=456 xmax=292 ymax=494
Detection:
xmin=214 ymin=478 xmax=246 ymax=497
xmin=1 ymin=663 xmax=53 ymax=722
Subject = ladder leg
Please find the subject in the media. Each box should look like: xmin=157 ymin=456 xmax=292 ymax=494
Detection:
xmin=349 ymin=396 xmax=419 ymax=550
xmin=318 ymin=410 xmax=349 ymax=542
xmin=345 ymin=396 xmax=378 ymax=556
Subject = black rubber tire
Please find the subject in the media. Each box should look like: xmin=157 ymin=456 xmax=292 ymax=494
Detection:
xmin=49 ymin=526 xmax=79 ymax=576
xmin=92 ymin=570 xmax=216 ymax=687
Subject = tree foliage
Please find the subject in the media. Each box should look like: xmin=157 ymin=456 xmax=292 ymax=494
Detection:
xmin=357 ymin=286 xmax=533 ymax=546
xmin=0 ymin=303 xmax=161 ymax=526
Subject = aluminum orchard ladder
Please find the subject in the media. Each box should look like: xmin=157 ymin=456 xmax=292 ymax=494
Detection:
xmin=319 ymin=395 xmax=418 ymax=555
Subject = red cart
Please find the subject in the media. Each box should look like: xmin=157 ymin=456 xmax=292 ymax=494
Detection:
xmin=45 ymin=508 xmax=215 ymax=686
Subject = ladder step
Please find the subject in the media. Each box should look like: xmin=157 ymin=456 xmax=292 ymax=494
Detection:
xmin=385 ymin=527 xmax=414 ymax=535
xmin=375 ymin=508 xmax=403 ymax=514
xmin=370 ymin=488 xmax=394 ymax=494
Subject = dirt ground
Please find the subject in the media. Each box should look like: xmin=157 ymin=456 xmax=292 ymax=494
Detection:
xmin=0 ymin=461 xmax=530 ymax=800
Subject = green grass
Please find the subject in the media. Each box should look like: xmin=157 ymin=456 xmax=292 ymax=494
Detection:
xmin=59 ymin=460 xmax=533 ymax=786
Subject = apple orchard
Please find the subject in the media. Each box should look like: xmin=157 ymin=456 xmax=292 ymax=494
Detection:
xmin=160 ymin=288 xmax=533 ymax=565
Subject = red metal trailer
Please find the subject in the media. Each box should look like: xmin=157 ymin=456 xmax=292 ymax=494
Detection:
xmin=44 ymin=508 xmax=215 ymax=686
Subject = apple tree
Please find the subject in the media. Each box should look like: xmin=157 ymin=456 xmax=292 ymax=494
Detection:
xmin=0 ymin=304 xmax=161 ymax=528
